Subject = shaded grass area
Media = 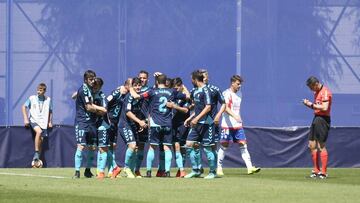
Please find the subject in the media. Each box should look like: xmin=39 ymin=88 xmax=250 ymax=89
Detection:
xmin=0 ymin=168 xmax=359 ymax=203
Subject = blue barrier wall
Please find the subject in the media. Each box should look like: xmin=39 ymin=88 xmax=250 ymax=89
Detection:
xmin=1 ymin=126 xmax=359 ymax=168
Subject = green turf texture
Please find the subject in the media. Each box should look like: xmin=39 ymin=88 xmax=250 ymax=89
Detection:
xmin=0 ymin=168 xmax=359 ymax=203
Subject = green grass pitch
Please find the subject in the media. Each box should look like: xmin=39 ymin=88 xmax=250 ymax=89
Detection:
xmin=0 ymin=168 xmax=359 ymax=203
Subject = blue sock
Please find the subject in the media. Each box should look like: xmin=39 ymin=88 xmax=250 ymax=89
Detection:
xmin=204 ymin=147 xmax=216 ymax=173
xmin=97 ymin=150 xmax=107 ymax=173
xmin=175 ymin=151 xmax=184 ymax=170
xmin=107 ymin=150 xmax=114 ymax=173
xmin=146 ymin=148 xmax=155 ymax=171
xmin=187 ymin=148 xmax=198 ymax=170
xmin=33 ymin=151 xmax=40 ymax=160
xmin=86 ymin=150 xmax=94 ymax=168
xmin=74 ymin=148 xmax=83 ymax=171
xmin=136 ymin=150 xmax=144 ymax=171
xmin=164 ymin=149 xmax=172 ymax=172
xmin=125 ymin=148 xmax=134 ymax=168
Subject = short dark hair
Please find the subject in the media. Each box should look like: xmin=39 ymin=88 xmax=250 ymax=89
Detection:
xmin=156 ymin=74 xmax=167 ymax=85
xmin=306 ymin=76 xmax=319 ymax=87
xmin=138 ymin=70 xmax=149 ymax=77
xmin=132 ymin=77 xmax=142 ymax=86
xmin=84 ymin=70 xmax=96 ymax=82
xmin=231 ymin=75 xmax=244 ymax=84
xmin=191 ymin=70 xmax=204 ymax=82
xmin=165 ymin=77 xmax=173 ymax=88
xmin=94 ymin=77 xmax=104 ymax=87
xmin=172 ymin=77 xmax=183 ymax=86
xmin=38 ymin=83 xmax=47 ymax=91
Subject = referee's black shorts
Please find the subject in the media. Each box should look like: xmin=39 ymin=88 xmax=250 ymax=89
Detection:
xmin=309 ymin=115 xmax=331 ymax=143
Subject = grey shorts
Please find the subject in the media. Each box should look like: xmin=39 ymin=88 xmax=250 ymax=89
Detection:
xmin=30 ymin=122 xmax=48 ymax=137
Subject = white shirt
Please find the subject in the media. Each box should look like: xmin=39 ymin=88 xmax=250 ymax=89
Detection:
xmin=27 ymin=95 xmax=51 ymax=129
xmin=221 ymin=88 xmax=243 ymax=129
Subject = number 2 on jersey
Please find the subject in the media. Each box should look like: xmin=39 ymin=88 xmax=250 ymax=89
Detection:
xmin=158 ymin=96 xmax=168 ymax=113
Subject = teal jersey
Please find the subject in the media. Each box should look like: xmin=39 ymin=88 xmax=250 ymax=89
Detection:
xmin=107 ymin=88 xmax=126 ymax=125
xmin=75 ymin=83 xmax=97 ymax=126
xmin=141 ymin=88 xmax=186 ymax=127
xmin=94 ymin=91 xmax=110 ymax=130
xmin=190 ymin=85 xmax=213 ymax=124
xmin=206 ymin=83 xmax=225 ymax=118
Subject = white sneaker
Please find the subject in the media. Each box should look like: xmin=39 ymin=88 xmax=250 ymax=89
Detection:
xmin=204 ymin=173 xmax=216 ymax=179
xmin=216 ymin=167 xmax=224 ymax=176
xmin=309 ymin=170 xmax=318 ymax=178
xmin=124 ymin=168 xmax=135 ymax=178
xmin=184 ymin=170 xmax=201 ymax=178
xmin=247 ymin=167 xmax=261 ymax=175
xmin=318 ymin=173 xmax=328 ymax=179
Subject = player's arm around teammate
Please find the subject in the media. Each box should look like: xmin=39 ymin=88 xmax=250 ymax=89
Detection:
xmin=185 ymin=70 xmax=216 ymax=179
xmin=119 ymin=78 xmax=147 ymax=178
xmin=91 ymin=78 xmax=110 ymax=179
xmin=166 ymin=77 xmax=191 ymax=177
xmin=166 ymin=101 xmax=189 ymax=114
xmin=73 ymin=70 xmax=99 ymax=178
xmin=104 ymin=80 xmax=131 ymax=178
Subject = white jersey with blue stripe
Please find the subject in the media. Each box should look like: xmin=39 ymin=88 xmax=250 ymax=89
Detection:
xmin=221 ymin=88 xmax=243 ymax=129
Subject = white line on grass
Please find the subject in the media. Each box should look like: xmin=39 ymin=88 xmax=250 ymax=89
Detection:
xmin=0 ymin=172 xmax=68 ymax=179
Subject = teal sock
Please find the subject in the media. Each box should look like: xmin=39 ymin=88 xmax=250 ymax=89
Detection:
xmin=159 ymin=150 xmax=165 ymax=171
xmin=204 ymin=147 xmax=216 ymax=173
xmin=164 ymin=149 xmax=172 ymax=172
xmin=187 ymin=148 xmax=198 ymax=170
xmin=181 ymin=150 xmax=187 ymax=167
xmin=86 ymin=150 xmax=94 ymax=168
xmin=175 ymin=151 xmax=184 ymax=170
xmin=74 ymin=148 xmax=83 ymax=171
xmin=99 ymin=151 xmax=108 ymax=172
xmin=97 ymin=151 xmax=107 ymax=173
xmin=136 ymin=150 xmax=144 ymax=171
xmin=130 ymin=151 xmax=136 ymax=171
xmin=97 ymin=151 xmax=101 ymax=172
xmin=111 ymin=150 xmax=117 ymax=168
xmin=194 ymin=148 xmax=201 ymax=169
xmin=107 ymin=150 xmax=114 ymax=173
xmin=146 ymin=148 xmax=155 ymax=171
xmin=125 ymin=148 xmax=134 ymax=168
xmin=213 ymin=149 xmax=218 ymax=169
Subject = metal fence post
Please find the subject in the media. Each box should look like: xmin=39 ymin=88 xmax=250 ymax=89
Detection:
xmin=6 ymin=0 xmax=13 ymax=126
